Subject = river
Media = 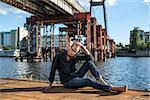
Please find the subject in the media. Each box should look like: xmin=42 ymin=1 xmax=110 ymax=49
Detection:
xmin=0 ymin=57 xmax=149 ymax=90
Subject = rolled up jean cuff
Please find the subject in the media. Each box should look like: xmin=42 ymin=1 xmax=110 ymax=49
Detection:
xmin=104 ymin=85 xmax=112 ymax=92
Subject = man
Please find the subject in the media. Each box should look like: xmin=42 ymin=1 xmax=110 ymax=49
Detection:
xmin=45 ymin=41 xmax=128 ymax=92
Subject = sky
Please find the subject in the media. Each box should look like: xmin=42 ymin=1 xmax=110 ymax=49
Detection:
xmin=0 ymin=0 xmax=149 ymax=45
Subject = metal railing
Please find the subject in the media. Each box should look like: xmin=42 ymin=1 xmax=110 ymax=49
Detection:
xmin=49 ymin=0 xmax=86 ymax=15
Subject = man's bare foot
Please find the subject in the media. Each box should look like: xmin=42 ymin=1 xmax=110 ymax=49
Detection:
xmin=111 ymin=85 xmax=128 ymax=92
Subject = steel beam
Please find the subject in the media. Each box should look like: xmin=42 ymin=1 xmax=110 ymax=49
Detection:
xmin=27 ymin=13 xmax=91 ymax=25
xmin=59 ymin=27 xmax=77 ymax=33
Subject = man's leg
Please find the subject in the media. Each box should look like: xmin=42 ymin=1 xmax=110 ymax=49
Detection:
xmin=64 ymin=77 xmax=128 ymax=92
xmin=64 ymin=77 xmax=111 ymax=92
xmin=76 ymin=61 xmax=109 ymax=85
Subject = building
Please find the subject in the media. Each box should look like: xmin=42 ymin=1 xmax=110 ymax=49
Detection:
xmin=144 ymin=32 xmax=150 ymax=43
xmin=11 ymin=30 xmax=18 ymax=49
xmin=0 ymin=27 xmax=28 ymax=50
xmin=0 ymin=34 xmax=2 ymax=48
xmin=0 ymin=30 xmax=18 ymax=49
xmin=18 ymin=27 xmax=28 ymax=51
xmin=42 ymin=34 xmax=66 ymax=49
xmin=0 ymin=33 xmax=3 ymax=47
xmin=1 ymin=32 xmax=11 ymax=47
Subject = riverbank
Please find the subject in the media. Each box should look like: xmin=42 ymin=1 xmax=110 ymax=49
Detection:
xmin=116 ymin=50 xmax=150 ymax=57
xmin=0 ymin=78 xmax=149 ymax=100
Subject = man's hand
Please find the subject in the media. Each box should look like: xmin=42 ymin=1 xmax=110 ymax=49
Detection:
xmin=74 ymin=41 xmax=84 ymax=47
xmin=73 ymin=41 xmax=90 ymax=55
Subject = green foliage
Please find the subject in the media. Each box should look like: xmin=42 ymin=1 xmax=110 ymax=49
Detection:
xmin=116 ymin=42 xmax=124 ymax=49
xmin=130 ymin=27 xmax=149 ymax=50
xmin=3 ymin=46 xmax=13 ymax=50
xmin=146 ymin=42 xmax=150 ymax=49
xmin=115 ymin=48 xmax=120 ymax=53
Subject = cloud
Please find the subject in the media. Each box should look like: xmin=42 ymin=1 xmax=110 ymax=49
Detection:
xmin=144 ymin=0 xmax=150 ymax=4
xmin=16 ymin=15 xmax=24 ymax=19
xmin=8 ymin=7 xmax=28 ymax=14
xmin=106 ymin=0 xmax=117 ymax=6
xmin=5 ymin=7 xmax=28 ymax=15
xmin=0 ymin=2 xmax=29 ymax=16
xmin=0 ymin=8 xmax=7 ymax=15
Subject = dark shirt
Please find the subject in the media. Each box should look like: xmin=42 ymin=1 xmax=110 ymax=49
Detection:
xmin=48 ymin=50 xmax=93 ymax=84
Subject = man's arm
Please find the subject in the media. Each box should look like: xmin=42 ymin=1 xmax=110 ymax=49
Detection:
xmin=75 ymin=42 xmax=93 ymax=61
xmin=75 ymin=42 xmax=90 ymax=55
xmin=43 ymin=55 xmax=59 ymax=90
xmin=80 ymin=45 xmax=90 ymax=55
xmin=48 ymin=55 xmax=58 ymax=86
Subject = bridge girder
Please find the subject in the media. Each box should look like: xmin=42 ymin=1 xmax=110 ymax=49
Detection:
xmin=27 ymin=12 xmax=91 ymax=25
xmin=0 ymin=0 xmax=86 ymax=17
xmin=59 ymin=27 xmax=77 ymax=33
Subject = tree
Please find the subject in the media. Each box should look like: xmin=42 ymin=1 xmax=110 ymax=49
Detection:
xmin=119 ymin=43 xmax=123 ymax=48
xmin=146 ymin=42 xmax=150 ymax=50
xmin=130 ymin=27 xmax=147 ymax=50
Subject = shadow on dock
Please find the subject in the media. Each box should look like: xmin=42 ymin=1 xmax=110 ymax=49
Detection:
xmin=0 ymin=86 xmax=121 ymax=96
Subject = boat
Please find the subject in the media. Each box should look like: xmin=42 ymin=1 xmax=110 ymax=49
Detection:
xmin=0 ymin=49 xmax=20 ymax=57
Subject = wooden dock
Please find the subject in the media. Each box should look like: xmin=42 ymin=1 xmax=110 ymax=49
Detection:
xmin=0 ymin=78 xmax=149 ymax=100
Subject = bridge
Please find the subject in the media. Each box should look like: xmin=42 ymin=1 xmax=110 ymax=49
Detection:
xmin=0 ymin=0 xmax=116 ymax=62
xmin=0 ymin=0 xmax=86 ymax=17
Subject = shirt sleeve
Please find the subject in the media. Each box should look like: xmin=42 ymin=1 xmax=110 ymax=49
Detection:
xmin=75 ymin=54 xmax=93 ymax=62
xmin=48 ymin=54 xmax=59 ymax=84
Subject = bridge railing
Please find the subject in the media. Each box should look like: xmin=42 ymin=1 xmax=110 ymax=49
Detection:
xmin=49 ymin=0 xmax=85 ymax=15
xmin=65 ymin=0 xmax=86 ymax=12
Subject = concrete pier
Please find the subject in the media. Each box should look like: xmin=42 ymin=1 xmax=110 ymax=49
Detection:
xmin=0 ymin=78 xmax=149 ymax=100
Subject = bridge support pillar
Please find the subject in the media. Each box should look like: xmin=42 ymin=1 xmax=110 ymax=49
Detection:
xmin=27 ymin=23 xmax=42 ymax=62
xmin=91 ymin=18 xmax=98 ymax=62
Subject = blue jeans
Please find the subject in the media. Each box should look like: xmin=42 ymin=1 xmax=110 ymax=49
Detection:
xmin=63 ymin=61 xmax=112 ymax=91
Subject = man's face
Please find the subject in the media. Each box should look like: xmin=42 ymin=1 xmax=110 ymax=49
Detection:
xmin=67 ymin=43 xmax=80 ymax=58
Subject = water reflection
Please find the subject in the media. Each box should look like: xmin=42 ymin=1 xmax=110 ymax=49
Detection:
xmin=97 ymin=57 xmax=150 ymax=90
xmin=15 ymin=62 xmax=51 ymax=81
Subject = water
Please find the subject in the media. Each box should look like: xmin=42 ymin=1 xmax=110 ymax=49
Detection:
xmin=0 ymin=57 xmax=149 ymax=90
xmin=96 ymin=57 xmax=150 ymax=90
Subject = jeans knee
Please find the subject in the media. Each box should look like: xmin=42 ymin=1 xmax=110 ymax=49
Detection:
xmin=85 ymin=78 xmax=92 ymax=83
xmin=86 ymin=61 xmax=95 ymax=67
xmin=84 ymin=78 xmax=95 ymax=86
xmin=86 ymin=60 xmax=92 ymax=64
